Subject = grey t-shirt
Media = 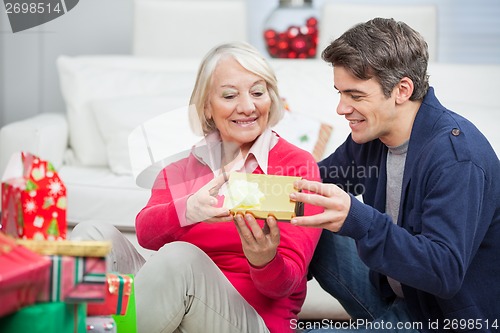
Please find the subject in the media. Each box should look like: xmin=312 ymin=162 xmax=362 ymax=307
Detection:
xmin=385 ymin=140 xmax=409 ymax=298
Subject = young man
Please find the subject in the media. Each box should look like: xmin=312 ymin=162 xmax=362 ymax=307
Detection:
xmin=290 ymin=18 xmax=500 ymax=332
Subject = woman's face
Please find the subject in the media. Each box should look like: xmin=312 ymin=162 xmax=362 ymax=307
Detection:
xmin=205 ymin=57 xmax=271 ymax=152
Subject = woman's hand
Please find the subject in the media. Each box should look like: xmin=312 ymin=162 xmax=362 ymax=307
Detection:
xmin=186 ymin=174 xmax=233 ymax=223
xmin=289 ymin=179 xmax=351 ymax=232
xmin=233 ymin=213 xmax=280 ymax=267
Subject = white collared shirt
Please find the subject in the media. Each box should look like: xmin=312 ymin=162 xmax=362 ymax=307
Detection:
xmin=192 ymin=128 xmax=279 ymax=178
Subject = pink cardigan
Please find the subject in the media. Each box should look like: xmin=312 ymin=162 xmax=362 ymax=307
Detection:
xmin=136 ymin=137 xmax=323 ymax=333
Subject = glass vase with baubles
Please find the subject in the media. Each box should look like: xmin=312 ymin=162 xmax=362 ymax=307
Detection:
xmin=263 ymin=0 xmax=319 ymax=59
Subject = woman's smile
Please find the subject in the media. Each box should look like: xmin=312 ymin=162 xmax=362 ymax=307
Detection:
xmin=231 ymin=117 xmax=258 ymax=126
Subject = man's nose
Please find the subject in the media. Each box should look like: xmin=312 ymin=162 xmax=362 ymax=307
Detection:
xmin=337 ymin=97 xmax=353 ymax=116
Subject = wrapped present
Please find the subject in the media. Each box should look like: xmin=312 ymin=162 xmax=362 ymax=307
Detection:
xmin=113 ymin=274 xmax=137 ymax=333
xmin=1 ymin=152 xmax=67 ymax=240
xmin=38 ymin=255 xmax=105 ymax=303
xmin=223 ymin=172 xmax=304 ymax=221
xmin=11 ymin=238 xmax=109 ymax=303
xmin=0 ymin=301 xmax=86 ymax=333
xmin=86 ymin=316 xmax=117 ymax=332
xmin=44 ymin=255 xmax=107 ymax=303
xmin=16 ymin=239 xmax=112 ymax=257
xmin=39 ymin=255 xmax=76 ymax=302
xmin=0 ymin=232 xmax=51 ymax=317
xmin=88 ymin=273 xmax=133 ymax=316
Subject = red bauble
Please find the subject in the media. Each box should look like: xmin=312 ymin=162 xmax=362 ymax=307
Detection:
xmin=264 ymin=16 xmax=318 ymax=59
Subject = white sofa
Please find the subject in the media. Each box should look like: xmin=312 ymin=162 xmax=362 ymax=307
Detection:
xmin=1 ymin=56 xmax=499 ymax=321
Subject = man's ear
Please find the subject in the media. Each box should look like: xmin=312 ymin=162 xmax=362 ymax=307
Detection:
xmin=395 ymin=77 xmax=414 ymax=104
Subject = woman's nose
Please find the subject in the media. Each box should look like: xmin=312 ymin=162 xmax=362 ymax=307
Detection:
xmin=237 ymin=95 xmax=256 ymax=115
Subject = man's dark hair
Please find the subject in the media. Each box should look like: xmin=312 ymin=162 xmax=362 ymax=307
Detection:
xmin=322 ymin=17 xmax=430 ymax=100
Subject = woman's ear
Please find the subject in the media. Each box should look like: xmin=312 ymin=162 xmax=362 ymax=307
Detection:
xmin=395 ymin=77 xmax=414 ymax=104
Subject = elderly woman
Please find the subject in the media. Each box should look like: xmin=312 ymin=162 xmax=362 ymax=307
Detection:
xmin=73 ymin=42 xmax=322 ymax=333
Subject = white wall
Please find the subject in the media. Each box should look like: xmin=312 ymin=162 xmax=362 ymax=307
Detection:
xmin=1 ymin=0 xmax=499 ymax=129
xmin=0 ymin=0 xmax=134 ymax=128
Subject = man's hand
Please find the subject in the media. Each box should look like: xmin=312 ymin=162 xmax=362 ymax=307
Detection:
xmin=290 ymin=179 xmax=351 ymax=232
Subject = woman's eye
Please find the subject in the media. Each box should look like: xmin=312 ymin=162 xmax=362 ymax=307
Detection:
xmin=222 ymin=92 xmax=237 ymax=99
xmin=251 ymin=87 xmax=266 ymax=97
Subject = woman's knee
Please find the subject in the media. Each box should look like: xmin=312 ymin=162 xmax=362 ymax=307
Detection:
xmin=143 ymin=241 xmax=212 ymax=277
xmin=70 ymin=220 xmax=121 ymax=242
xmin=158 ymin=242 xmax=208 ymax=265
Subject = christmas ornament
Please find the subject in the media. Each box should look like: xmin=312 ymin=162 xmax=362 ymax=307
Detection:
xmin=263 ymin=0 xmax=318 ymax=59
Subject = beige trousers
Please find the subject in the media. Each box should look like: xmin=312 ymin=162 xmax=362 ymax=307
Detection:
xmin=70 ymin=221 xmax=269 ymax=333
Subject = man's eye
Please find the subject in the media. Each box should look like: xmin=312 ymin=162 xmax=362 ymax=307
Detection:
xmin=351 ymin=95 xmax=362 ymax=101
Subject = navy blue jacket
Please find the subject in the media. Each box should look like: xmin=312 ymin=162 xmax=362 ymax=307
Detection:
xmin=318 ymin=88 xmax=500 ymax=331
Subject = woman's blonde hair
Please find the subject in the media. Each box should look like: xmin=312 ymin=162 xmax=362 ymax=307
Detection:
xmin=189 ymin=41 xmax=283 ymax=135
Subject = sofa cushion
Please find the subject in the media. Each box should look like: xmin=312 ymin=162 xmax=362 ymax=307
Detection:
xmin=57 ymin=56 xmax=199 ymax=167
xmin=92 ymin=96 xmax=190 ymax=175
xmin=58 ymin=165 xmax=150 ymax=230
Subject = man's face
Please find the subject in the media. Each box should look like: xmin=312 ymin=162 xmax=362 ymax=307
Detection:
xmin=333 ymin=66 xmax=400 ymax=146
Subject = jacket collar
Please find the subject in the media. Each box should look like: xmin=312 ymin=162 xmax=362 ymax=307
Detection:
xmin=400 ymin=87 xmax=445 ymax=222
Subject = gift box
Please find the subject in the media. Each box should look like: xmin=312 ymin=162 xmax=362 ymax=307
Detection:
xmin=88 ymin=273 xmax=133 ymax=316
xmin=0 ymin=232 xmax=51 ymax=317
xmin=112 ymin=274 xmax=137 ymax=333
xmin=0 ymin=301 xmax=86 ymax=333
xmin=39 ymin=255 xmax=76 ymax=302
xmin=223 ymin=172 xmax=304 ymax=221
xmin=65 ymin=255 xmax=107 ymax=303
xmin=37 ymin=255 xmax=107 ymax=303
xmin=12 ymin=237 xmax=110 ymax=303
xmin=1 ymin=152 xmax=67 ymax=240
xmin=16 ymin=239 xmax=112 ymax=257
xmin=42 ymin=255 xmax=108 ymax=303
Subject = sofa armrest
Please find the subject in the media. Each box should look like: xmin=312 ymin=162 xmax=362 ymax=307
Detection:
xmin=0 ymin=113 xmax=68 ymax=176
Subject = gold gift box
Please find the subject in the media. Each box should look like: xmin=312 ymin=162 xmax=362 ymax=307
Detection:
xmin=16 ymin=239 xmax=112 ymax=257
xmin=223 ymin=172 xmax=303 ymax=221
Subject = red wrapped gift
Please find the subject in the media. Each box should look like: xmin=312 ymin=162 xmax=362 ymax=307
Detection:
xmin=0 ymin=232 xmax=51 ymax=317
xmin=38 ymin=255 xmax=76 ymax=302
xmin=64 ymin=255 xmax=107 ymax=303
xmin=1 ymin=152 xmax=67 ymax=240
xmin=12 ymin=239 xmax=109 ymax=304
xmin=87 ymin=274 xmax=133 ymax=316
xmin=38 ymin=255 xmax=107 ymax=303
xmin=38 ymin=255 xmax=105 ymax=303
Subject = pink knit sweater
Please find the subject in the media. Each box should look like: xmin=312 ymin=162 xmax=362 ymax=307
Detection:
xmin=136 ymin=137 xmax=323 ymax=332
